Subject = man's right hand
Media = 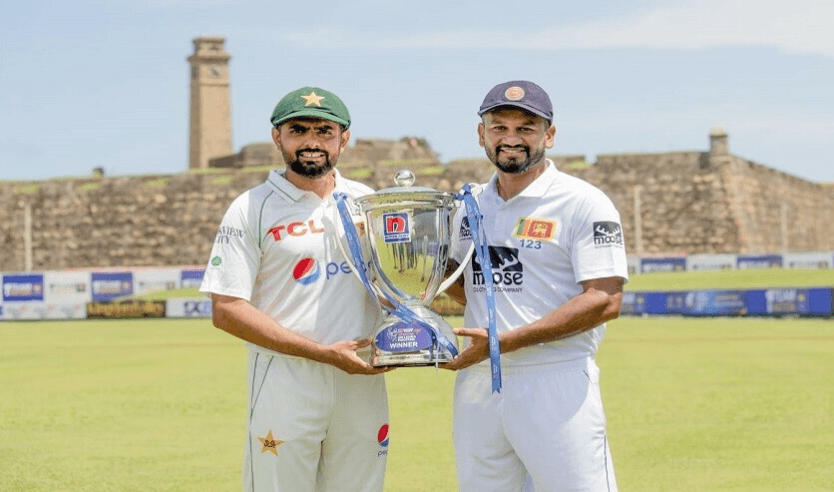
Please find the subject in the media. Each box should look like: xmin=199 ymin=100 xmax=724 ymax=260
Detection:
xmin=324 ymin=339 xmax=392 ymax=375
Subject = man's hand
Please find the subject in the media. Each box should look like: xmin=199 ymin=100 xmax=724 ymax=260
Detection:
xmin=441 ymin=327 xmax=490 ymax=371
xmin=325 ymin=339 xmax=393 ymax=375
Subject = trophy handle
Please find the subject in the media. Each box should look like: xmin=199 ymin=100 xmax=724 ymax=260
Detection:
xmin=331 ymin=194 xmax=392 ymax=304
xmin=437 ymin=242 xmax=473 ymax=294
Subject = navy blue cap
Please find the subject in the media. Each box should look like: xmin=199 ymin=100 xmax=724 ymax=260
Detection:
xmin=478 ymin=80 xmax=553 ymax=123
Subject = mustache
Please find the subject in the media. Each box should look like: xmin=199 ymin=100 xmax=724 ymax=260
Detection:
xmin=496 ymin=144 xmax=529 ymax=153
xmin=296 ymin=148 xmax=329 ymax=158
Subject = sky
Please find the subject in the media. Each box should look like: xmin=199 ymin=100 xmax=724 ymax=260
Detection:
xmin=2 ymin=0 xmax=833 ymax=183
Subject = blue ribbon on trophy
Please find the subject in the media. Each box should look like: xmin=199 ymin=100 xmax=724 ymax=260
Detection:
xmin=457 ymin=184 xmax=502 ymax=394
xmin=333 ymin=192 xmax=459 ymax=361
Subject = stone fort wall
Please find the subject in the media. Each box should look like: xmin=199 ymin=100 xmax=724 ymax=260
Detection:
xmin=2 ymin=134 xmax=832 ymax=272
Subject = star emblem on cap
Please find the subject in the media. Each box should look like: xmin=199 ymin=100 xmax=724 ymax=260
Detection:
xmin=258 ymin=430 xmax=284 ymax=455
xmin=300 ymin=91 xmax=325 ymax=107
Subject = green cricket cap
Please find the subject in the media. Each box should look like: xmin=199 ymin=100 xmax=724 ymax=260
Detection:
xmin=269 ymin=87 xmax=351 ymax=130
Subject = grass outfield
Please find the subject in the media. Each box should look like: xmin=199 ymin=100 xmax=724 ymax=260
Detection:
xmin=1 ymin=317 xmax=832 ymax=491
xmin=144 ymin=267 xmax=834 ymax=301
xmin=626 ymin=267 xmax=834 ymax=291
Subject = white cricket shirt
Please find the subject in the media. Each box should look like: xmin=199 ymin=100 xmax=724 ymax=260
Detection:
xmin=200 ymin=169 xmax=382 ymax=356
xmin=450 ymin=160 xmax=629 ymax=366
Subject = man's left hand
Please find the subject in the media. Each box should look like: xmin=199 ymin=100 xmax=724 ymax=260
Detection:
xmin=440 ymin=327 xmax=490 ymax=371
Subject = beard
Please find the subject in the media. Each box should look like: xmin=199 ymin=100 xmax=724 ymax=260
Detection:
xmin=284 ymin=148 xmax=336 ymax=178
xmin=485 ymin=144 xmax=546 ymax=174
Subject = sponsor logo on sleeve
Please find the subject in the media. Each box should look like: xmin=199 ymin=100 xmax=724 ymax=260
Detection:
xmin=214 ymin=225 xmax=245 ymax=245
xmin=459 ymin=216 xmax=472 ymax=240
xmin=593 ymin=221 xmax=624 ymax=248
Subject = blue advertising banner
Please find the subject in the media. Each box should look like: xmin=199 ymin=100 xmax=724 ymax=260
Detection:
xmin=621 ymin=292 xmax=647 ymax=315
xmin=180 ymin=269 xmax=205 ymax=288
xmin=637 ymin=292 xmax=679 ymax=315
xmin=746 ymin=288 xmax=833 ymax=316
xmin=2 ymin=274 xmax=45 ymax=302
xmin=641 ymin=257 xmax=686 ymax=273
xmin=682 ymin=290 xmax=747 ymax=316
xmin=737 ymin=254 xmax=782 ymax=269
xmin=665 ymin=292 xmax=687 ymax=315
xmin=91 ymin=272 xmax=133 ymax=302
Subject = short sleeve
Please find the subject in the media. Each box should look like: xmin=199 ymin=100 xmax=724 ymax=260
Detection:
xmin=569 ymin=190 xmax=629 ymax=285
xmin=199 ymin=194 xmax=262 ymax=301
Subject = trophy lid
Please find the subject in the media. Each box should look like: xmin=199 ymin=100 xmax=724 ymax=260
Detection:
xmin=356 ymin=169 xmax=455 ymax=209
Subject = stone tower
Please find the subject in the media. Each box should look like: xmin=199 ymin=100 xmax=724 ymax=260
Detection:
xmin=709 ymin=125 xmax=729 ymax=156
xmin=188 ymin=36 xmax=232 ymax=170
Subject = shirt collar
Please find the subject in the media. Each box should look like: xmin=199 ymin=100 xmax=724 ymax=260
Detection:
xmin=485 ymin=159 xmax=559 ymax=201
xmin=264 ymin=168 xmax=346 ymax=202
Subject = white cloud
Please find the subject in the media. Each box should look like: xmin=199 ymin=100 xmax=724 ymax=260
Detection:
xmin=265 ymin=0 xmax=834 ymax=57
xmin=543 ymin=0 xmax=834 ymax=57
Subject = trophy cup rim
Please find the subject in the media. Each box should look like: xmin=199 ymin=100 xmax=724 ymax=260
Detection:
xmin=355 ymin=188 xmax=456 ymax=211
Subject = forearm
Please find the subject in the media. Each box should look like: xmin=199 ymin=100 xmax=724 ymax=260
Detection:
xmin=442 ymin=259 xmax=467 ymax=306
xmin=211 ymin=295 xmax=335 ymax=364
xmin=499 ymin=287 xmax=622 ymax=354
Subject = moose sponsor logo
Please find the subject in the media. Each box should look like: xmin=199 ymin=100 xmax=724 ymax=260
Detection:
xmin=593 ymin=221 xmax=623 ymax=248
xmin=459 ymin=216 xmax=472 ymax=240
xmin=472 ymin=246 xmax=524 ymax=292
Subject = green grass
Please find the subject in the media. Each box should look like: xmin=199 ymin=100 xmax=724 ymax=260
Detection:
xmin=77 ymin=182 xmax=103 ymax=191
xmin=132 ymin=287 xmax=203 ymax=300
xmin=142 ymin=178 xmax=169 ymax=188
xmin=13 ymin=183 xmax=40 ymax=194
xmin=1 ymin=317 xmax=832 ymax=491
xmin=133 ymin=267 xmax=834 ymax=303
xmin=627 ymin=267 xmax=834 ymax=291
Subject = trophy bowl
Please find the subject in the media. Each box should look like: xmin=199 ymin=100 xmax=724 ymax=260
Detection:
xmin=353 ymin=170 xmax=459 ymax=367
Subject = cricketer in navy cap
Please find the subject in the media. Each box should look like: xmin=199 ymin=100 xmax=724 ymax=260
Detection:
xmin=478 ymin=80 xmax=553 ymax=123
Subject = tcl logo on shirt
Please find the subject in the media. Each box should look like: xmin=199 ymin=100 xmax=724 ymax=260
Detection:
xmin=267 ymin=219 xmax=364 ymax=241
xmin=268 ymin=220 xmax=325 ymax=241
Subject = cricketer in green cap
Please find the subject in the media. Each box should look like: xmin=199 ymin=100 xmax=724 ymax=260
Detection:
xmin=270 ymin=86 xmax=352 ymax=181
xmin=270 ymin=86 xmax=351 ymax=130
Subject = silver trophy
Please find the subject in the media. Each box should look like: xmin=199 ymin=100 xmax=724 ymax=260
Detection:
xmin=338 ymin=170 xmax=463 ymax=367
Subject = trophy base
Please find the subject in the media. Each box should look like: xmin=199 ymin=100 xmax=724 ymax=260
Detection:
xmin=371 ymin=307 xmax=458 ymax=368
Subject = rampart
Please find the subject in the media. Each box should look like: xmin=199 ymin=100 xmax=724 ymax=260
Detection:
xmin=2 ymin=132 xmax=832 ymax=271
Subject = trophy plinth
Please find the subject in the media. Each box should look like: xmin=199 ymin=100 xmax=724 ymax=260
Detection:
xmin=372 ymin=303 xmax=456 ymax=366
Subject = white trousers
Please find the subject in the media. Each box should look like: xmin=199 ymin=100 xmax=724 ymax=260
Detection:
xmin=244 ymin=352 xmax=388 ymax=492
xmin=453 ymin=357 xmax=617 ymax=492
